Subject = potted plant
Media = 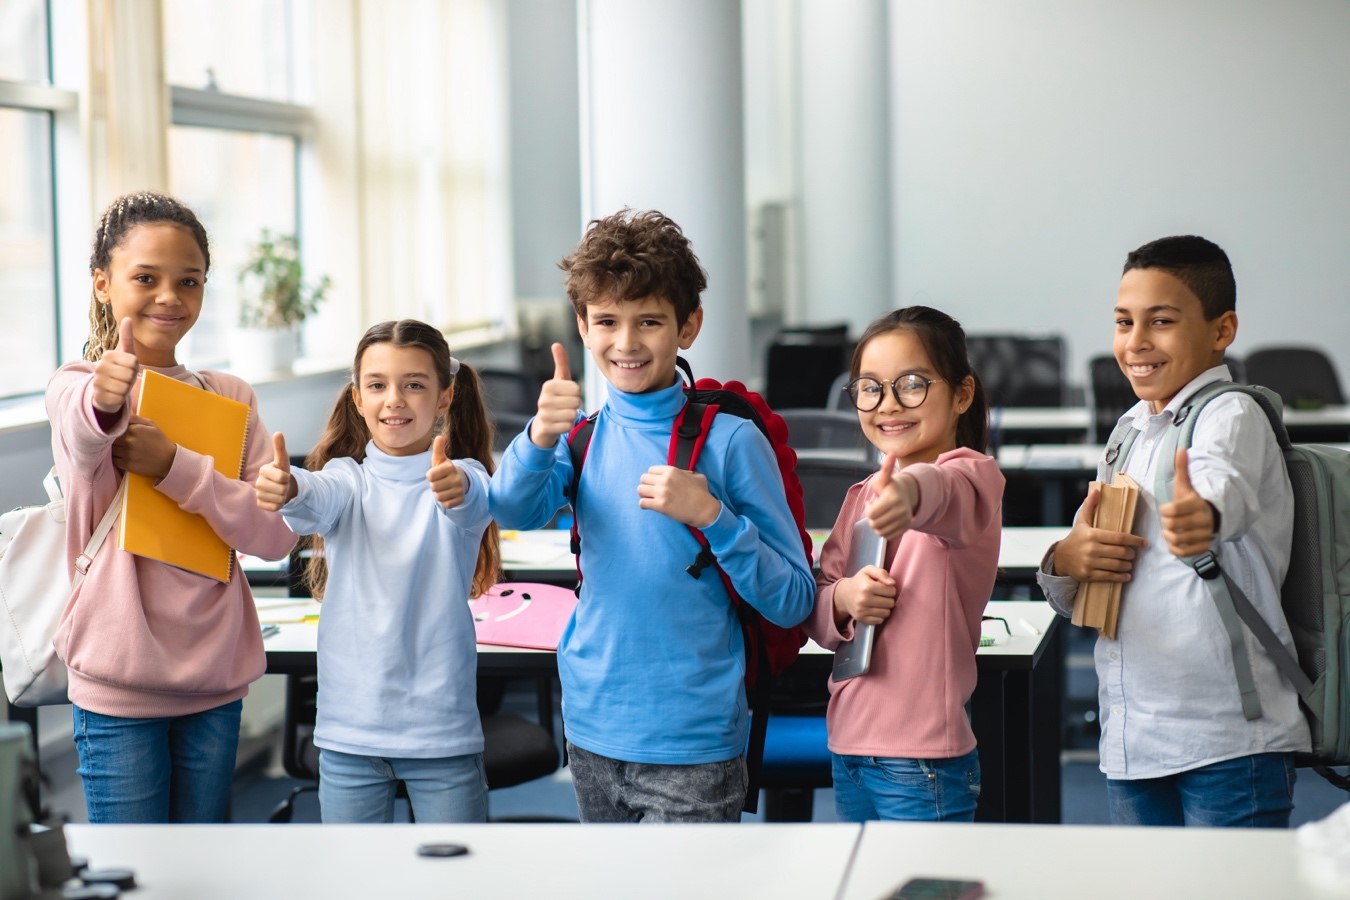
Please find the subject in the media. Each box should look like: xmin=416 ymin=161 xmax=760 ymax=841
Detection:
xmin=231 ymin=229 xmax=332 ymax=377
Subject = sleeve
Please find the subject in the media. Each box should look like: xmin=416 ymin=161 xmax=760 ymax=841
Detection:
xmin=903 ymin=453 xmax=1005 ymax=548
xmin=154 ymin=387 xmax=298 ymax=562
xmin=801 ymin=483 xmax=870 ymax=650
xmin=1184 ymin=393 xmax=1284 ymax=544
xmin=442 ymin=458 xmax=491 ymax=532
xmin=45 ymin=364 xmax=130 ymax=484
xmin=279 ymin=462 xmax=357 ymax=537
xmin=1036 ymin=544 xmax=1079 ymax=619
xmin=487 ymin=419 xmax=578 ymax=530
xmin=699 ymin=419 xmax=816 ymax=628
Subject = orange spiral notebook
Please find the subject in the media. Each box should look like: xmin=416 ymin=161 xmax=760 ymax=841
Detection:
xmin=118 ymin=370 xmax=251 ymax=582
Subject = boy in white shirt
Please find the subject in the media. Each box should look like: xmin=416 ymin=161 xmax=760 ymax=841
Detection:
xmin=1038 ymin=235 xmax=1310 ymax=827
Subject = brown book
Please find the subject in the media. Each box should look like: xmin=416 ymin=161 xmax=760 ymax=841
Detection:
xmin=1072 ymin=472 xmax=1140 ymax=638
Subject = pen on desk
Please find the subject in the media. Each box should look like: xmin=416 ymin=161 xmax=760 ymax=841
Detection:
xmin=259 ymin=614 xmax=320 ymax=625
xmin=1018 ymin=617 xmax=1042 ymax=635
xmin=260 ymin=624 xmax=281 ymax=639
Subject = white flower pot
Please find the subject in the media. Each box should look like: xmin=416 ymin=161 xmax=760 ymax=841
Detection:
xmin=230 ymin=325 xmax=298 ymax=380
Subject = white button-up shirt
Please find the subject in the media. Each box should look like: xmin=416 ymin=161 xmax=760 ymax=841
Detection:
xmin=1039 ymin=366 xmax=1311 ymax=779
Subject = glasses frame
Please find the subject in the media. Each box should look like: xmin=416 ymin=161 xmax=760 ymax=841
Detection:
xmin=844 ymin=374 xmax=943 ymax=411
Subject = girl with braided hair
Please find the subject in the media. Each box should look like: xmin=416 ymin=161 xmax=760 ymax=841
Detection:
xmin=45 ymin=191 xmax=296 ymax=822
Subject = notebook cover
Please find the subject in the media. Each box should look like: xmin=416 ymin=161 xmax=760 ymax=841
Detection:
xmin=118 ymin=370 xmax=250 ymax=582
xmin=469 ymin=582 xmax=578 ymax=650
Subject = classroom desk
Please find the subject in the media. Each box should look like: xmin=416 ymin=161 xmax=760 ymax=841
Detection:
xmin=498 ymin=525 xmax=1069 ymax=589
xmin=63 ymin=821 xmax=862 ymax=899
xmin=838 ymin=821 xmax=1332 ymax=900
xmin=258 ymin=598 xmax=1063 ymax=824
xmin=990 ymin=403 xmax=1350 ymax=447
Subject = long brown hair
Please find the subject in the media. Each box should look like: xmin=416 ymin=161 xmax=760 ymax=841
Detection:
xmin=302 ymin=319 xmax=500 ymax=598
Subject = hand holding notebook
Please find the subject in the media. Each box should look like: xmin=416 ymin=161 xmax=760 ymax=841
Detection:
xmin=118 ymin=370 xmax=250 ymax=582
xmin=831 ymin=518 xmax=889 ymax=682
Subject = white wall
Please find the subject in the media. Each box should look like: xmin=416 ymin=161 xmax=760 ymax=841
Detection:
xmin=887 ymin=0 xmax=1350 ymax=387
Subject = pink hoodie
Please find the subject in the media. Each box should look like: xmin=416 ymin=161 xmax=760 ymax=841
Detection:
xmin=46 ymin=362 xmax=297 ymax=718
xmin=804 ymin=447 xmax=1003 ymax=758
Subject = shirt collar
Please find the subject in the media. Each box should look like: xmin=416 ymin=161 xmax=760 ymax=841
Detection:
xmin=1123 ymin=363 xmax=1233 ymax=429
xmin=603 ymin=378 xmax=687 ymax=425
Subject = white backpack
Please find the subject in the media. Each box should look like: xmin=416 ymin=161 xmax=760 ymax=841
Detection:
xmin=0 ymin=469 xmax=122 ymax=707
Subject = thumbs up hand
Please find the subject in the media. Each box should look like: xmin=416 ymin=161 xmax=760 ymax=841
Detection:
xmin=255 ymin=431 xmax=298 ymax=511
xmin=427 ymin=435 xmax=466 ymax=508
xmin=1160 ymin=448 xmax=1217 ymax=558
xmin=93 ymin=318 xmax=140 ymax=413
xmin=529 ymin=342 xmax=584 ymax=448
xmin=864 ymin=453 xmax=918 ymax=541
xmin=1051 ymin=484 xmax=1149 ymax=582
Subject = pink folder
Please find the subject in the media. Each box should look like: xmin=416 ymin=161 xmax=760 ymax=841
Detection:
xmin=470 ymin=582 xmax=578 ymax=650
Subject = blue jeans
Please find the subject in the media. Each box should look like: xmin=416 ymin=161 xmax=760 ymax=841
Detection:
xmin=1106 ymin=752 xmax=1296 ymax=827
xmin=71 ymin=700 xmax=241 ymax=823
xmin=566 ymin=742 xmax=747 ymax=823
xmin=318 ymin=748 xmax=488 ymax=823
xmin=832 ymin=749 xmax=981 ymax=822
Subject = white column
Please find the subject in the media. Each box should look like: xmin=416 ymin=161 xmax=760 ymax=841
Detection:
xmin=577 ymin=0 xmax=749 ymax=403
xmin=796 ymin=0 xmax=892 ymax=334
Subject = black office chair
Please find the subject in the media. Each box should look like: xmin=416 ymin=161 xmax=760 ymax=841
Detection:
xmin=778 ymin=409 xmax=871 ymax=460
xmin=824 ymin=371 xmax=852 ymax=411
xmin=1087 ymin=355 xmax=1136 ymax=443
xmin=967 ymin=334 xmax=1067 ymax=408
xmin=491 ymin=410 xmax=533 ymax=454
xmin=795 ymin=456 xmax=878 ymax=530
xmin=764 ymin=325 xmax=854 ymax=410
xmin=1244 ymin=346 xmax=1345 ymax=409
xmin=478 ymin=369 xmax=542 ymax=415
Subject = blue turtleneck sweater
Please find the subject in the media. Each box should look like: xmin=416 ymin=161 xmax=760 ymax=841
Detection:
xmin=489 ymin=380 xmax=814 ymax=764
xmin=282 ymin=442 xmax=491 ymax=759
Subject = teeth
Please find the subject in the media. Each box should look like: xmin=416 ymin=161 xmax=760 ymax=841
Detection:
xmin=878 ymin=423 xmax=912 ymax=434
xmin=614 ymin=361 xmax=644 ymax=369
xmin=1128 ymin=363 xmax=1161 ymax=375
xmin=383 ymin=418 xmax=410 ymax=425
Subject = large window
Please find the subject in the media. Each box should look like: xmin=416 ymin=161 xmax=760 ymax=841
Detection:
xmin=0 ymin=1 xmax=73 ymax=396
xmin=164 ymin=0 xmax=312 ymax=366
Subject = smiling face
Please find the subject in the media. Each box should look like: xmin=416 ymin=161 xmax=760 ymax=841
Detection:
xmin=92 ymin=222 xmax=206 ymax=367
xmin=351 ymin=343 xmax=452 ymax=456
xmin=854 ymin=329 xmax=972 ymax=467
xmin=1114 ymin=267 xmax=1236 ymax=413
xmin=576 ymin=293 xmax=702 ymax=394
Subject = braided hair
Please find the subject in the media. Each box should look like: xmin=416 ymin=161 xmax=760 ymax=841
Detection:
xmin=84 ymin=192 xmax=211 ymax=361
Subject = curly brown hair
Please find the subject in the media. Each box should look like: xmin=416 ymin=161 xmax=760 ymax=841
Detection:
xmin=558 ymin=208 xmax=707 ymax=326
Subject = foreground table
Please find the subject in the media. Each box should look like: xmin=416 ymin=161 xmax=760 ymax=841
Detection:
xmin=65 ymin=822 xmax=861 ymax=899
xmin=839 ymin=821 xmax=1330 ymax=900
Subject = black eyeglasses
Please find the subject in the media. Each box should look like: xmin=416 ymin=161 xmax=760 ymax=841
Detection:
xmin=845 ymin=374 xmax=943 ymax=411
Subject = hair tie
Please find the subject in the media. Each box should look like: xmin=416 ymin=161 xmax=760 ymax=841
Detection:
xmin=449 ymin=356 xmax=461 ymax=377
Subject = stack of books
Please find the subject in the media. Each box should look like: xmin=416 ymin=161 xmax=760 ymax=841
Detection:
xmin=1071 ymin=472 xmax=1140 ymax=639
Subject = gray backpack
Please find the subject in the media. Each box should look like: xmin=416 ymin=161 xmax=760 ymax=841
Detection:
xmin=1104 ymin=381 xmax=1350 ymax=787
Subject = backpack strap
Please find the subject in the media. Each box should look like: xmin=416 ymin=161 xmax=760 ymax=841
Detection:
xmin=565 ymin=414 xmax=599 ymax=597
xmin=47 ymin=467 xmax=125 ymax=590
xmin=1154 ymin=381 xmax=1313 ymax=720
xmin=1102 ymin=416 xmax=1141 ymax=481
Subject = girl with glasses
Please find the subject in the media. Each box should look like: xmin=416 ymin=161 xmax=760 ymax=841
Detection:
xmin=804 ymin=306 xmax=1004 ymax=822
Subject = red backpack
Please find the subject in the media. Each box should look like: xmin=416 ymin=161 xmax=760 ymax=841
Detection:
xmin=565 ymin=356 xmax=814 ymax=813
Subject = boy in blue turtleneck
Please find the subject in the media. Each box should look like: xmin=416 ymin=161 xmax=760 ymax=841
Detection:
xmin=489 ymin=209 xmax=814 ymax=823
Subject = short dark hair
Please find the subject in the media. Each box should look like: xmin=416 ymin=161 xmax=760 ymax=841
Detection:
xmin=559 ymin=208 xmax=707 ymax=327
xmin=1122 ymin=235 xmax=1235 ymax=319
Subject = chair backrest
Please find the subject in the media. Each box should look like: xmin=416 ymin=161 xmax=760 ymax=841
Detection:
xmin=794 ymin=456 xmax=878 ymax=530
xmin=479 ymin=368 xmax=542 ymax=415
xmin=1244 ymin=346 xmax=1345 ymax=408
xmin=824 ymin=371 xmax=852 ymax=411
xmin=764 ymin=326 xmax=854 ymax=410
xmin=1087 ymin=355 xmax=1136 ymax=442
xmin=778 ymin=409 xmax=869 ymax=457
xmin=967 ymin=334 xmax=1067 ymax=408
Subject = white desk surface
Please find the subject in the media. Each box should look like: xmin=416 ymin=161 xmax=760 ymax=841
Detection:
xmin=65 ymin=822 xmax=861 ymax=900
xmin=258 ymin=597 xmax=1059 ymax=662
xmin=500 ymin=525 xmax=1067 ymax=576
xmin=991 ymin=407 xmax=1092 ymax=432
xmin=999 ymin=441 xmax=1350 ymax=472
xmin=839 ymin=821 xmax=1333 ymax=900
